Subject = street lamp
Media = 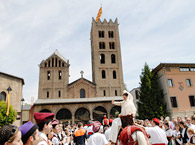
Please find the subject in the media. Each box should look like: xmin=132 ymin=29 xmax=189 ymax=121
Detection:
xmin=21 ymin=98 xmax=25 ymax=125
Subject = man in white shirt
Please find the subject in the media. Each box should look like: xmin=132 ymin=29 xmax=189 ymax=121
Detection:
xmin=145 ymin=118 xmax=168 ymax=145
xmin=186 ymin=118 xmax=195 ymax=132
xmin=104 ymin=119 xmax=113 ymax=142
xmin=88 ymin=121 xmax=110 ymax=145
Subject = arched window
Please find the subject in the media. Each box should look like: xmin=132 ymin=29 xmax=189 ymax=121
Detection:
xmin=111 ymin=54 xmax=116 ymax=63
xmin=58 ymin=91 xmax=61 ymax=98
xmin=59 ymin=60 xmax=61 ymax=67
xmin=62 ymin=62 xmax=64 ymax=67
xmin=55 ymin=58 xmax=57 ymax=67
xmin=113 ymin=70 xmax=117 ymax=79
xmin=0 ymin=91 xmax=6 ymax=101
xmin=59 ymin=71 xmax=62 ymax=80
xmin=103 ymin=90 xmax=106 ymax=96
xmin=45 ymin=62 xmax=47 ymax=67
xmin=100 ymin=54 xmax=105 ymax=64
xmin=48 ymin=60 xmax=50 ymax=67
xmin=102 ymin=70 xmax=106 ymax=79
xmin=52 ymin=58 xmax=54 ymax=67
xmin=115 ymin=90 xmax=117 ymax=96
xmin=47 ymin=91 xmax=49 ymax=98
xmin=47 ymin=71 xmax=51 ymax=80
xmin=80 ymin=89 xmax=85 ymax=98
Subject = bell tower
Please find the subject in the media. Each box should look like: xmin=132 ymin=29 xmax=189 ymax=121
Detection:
xmin=91 ymin=18 xmax=125 ymax=97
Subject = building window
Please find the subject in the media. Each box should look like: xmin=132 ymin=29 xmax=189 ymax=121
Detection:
xmin=109 ymin=42 xmax=115 ymax=49
xmin=100 ymin=54 xmax=105 ymax=64
xmin=47 ymin=91 xmax=49 ymax=98
xmin=189 ymin=96 xmax=195 ymax=107
xmin=80 ymin=89 xmax=85 ymax=98
xmin=58 ymin=91 xmax=61 ymax=98
xmin=113 ymin=71 xmax=117 ymax=79
xmin=111 ymin=54 xmax=116 ymax=63
xmin=0 ymin=91 xmax=6 ymax=101
xmin=108 ymin=31 xmax=114 ymax=38
xmin=135 ymin=90 xmax=139 ymax=100
xmin=115 ymin=90 xmax=117 ymax=96
xmin=102 ymin=70 xmax=106 ymax=79
xmin=47 ymin=71 xmax=51 ymax=80
xmin=52 ymin=58 xmax=54 ymax=67
xmin=186 ymin=79 xmax=192 ymax=87
xmin=48 ymin=60 xmax=50 ymax=67
xmin=59 ymin=60 xmax=61 ymax=67
xmin=103 ymin=90 xmax=106 ymax=96
xmin=55 ymin=58 xmax=57 ymax=67
xmin=45 ymin=62 xmax=47 ymax=67
xmin=59 ymin=71 xmax=62 ymax=80
xmin=62 ymin=62 xmax=64 ymax=67
xmin=99 ymin=42 xmax=105 ymax=49
xmin=168 ymin=79 xmax=173 ymax=87
xmin=99 ymin=31 xmax=104 ymax=38
xmin=170 ymin=97 xmax=178 ymax=108
xmin=180 ymin=67 xmax=190 ymax=71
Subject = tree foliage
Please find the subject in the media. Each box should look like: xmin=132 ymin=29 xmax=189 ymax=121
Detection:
xmin=0 ymin=101 xmax=17 ymax=126
xmin=137 ymin=63 xmax=166 ymax=120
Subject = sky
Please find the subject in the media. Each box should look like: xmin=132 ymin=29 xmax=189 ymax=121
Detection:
xmin=1 ymin=0 xmax=195 ymax=103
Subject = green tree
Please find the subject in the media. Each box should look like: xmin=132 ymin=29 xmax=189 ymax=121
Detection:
xmin=0 ymin=101 xmax=17 ymax=126
xmin=137 ymin=63 xmax=166 ymax=120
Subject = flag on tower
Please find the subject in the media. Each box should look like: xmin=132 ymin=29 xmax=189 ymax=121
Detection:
xmin=96 ymin=6 xmax=102 ymax=22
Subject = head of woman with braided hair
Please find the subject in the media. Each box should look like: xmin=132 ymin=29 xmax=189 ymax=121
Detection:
xmin=0 ymin=125 xmax=23 ymax=145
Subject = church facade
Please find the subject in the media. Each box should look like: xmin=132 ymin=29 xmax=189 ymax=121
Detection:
xmin=33 ymin=18 xmax=125 ymax=124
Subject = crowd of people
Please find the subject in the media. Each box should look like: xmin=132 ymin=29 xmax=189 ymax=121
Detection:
xmin=1 ymin=90 xmax=195 ymax=145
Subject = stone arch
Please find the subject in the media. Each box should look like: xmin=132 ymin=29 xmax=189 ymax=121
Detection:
xmin=93 ymin=106 xmax=107 ymax=122
xmin=110 ymin=106 xmax=121 ymax=119
xmin=56 ymin=108 xmax=72 ymax=123
xmin=39 ymin=109 xmax=52 ymax=113
xmin=75 ymin=107 xmax=90 ymax=124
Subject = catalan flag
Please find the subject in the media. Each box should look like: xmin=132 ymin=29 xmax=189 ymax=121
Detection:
xmin=6 ymin=94 xmax=10 ymax=116
xmin=96 ymin=6 xmax=102 ymax=22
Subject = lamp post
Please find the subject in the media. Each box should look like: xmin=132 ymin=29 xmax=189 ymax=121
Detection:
xmin=6 ymin=86 xmax=12 ymax=124
xmin=21 ymin=98 xmax=25 ymax=125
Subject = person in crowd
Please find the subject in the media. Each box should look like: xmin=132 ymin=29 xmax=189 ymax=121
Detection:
xmin=87 ymin=123 xmax=93 ymax=138
xmin=51 ymin=119 xmax=63 ymax=145
xmin=110 ymin=90 xmax=137 ymax=143
xmin=88 ymin=121 xmax=110 ymax=145
xmin=34 ymin=112 xmax=54 ymax=145
xmin=0 ymin=125 xmax=23 ymax=145
xmin=191 ymin=115 xmax=195 ymax=125
xmin=186 ymin=118 xmax=195 ymax=132
xmin=145 ymin=118 xmax=168 ymax=145
xmin=188 ymin=128 xmax=195 ymax=145
xmin=102 ymin=115 xmax=109 ymax=127
xmin=179 ymin=121 xmax=189 ymax=145
xmin=105 ymin=119 xmax=113 ymax=142
xmin=73 ymin=122 xmax=87 ymax=145
xmin=172 ymin=123 xmax=182 ymax=145
xmin=164 ymin=122 xmax=173 ymax=145
xmin=19 ymin=121 xmax=40 ymax=145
